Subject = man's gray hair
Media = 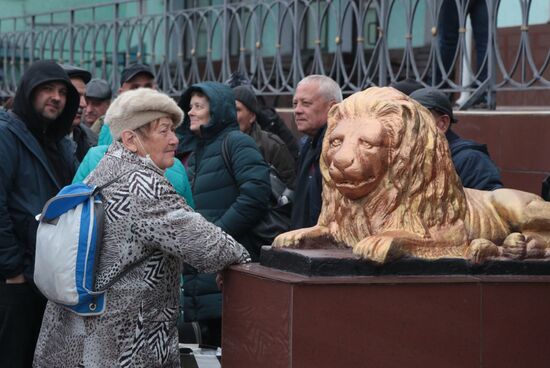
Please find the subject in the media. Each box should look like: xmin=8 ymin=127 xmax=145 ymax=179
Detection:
xmin=296 ymin=75 xmax=343 ymax=103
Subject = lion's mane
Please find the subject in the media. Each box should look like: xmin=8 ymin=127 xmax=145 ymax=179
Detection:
xmin=318 ymin=87 xmax=467 ymax=247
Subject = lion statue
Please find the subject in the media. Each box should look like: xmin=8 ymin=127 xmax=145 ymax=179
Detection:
xmin=273 ymin=87 xmax=550 ymax=264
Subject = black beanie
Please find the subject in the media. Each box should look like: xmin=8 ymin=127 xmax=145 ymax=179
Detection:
xmin=233 ymin=85 xmax=258 ymax=114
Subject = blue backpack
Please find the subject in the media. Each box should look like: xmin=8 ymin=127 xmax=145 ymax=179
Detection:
xmin=34 ymin=173 xmax=130 ymax=316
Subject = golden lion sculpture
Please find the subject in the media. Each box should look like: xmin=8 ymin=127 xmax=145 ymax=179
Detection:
xmin=273 ymin=87 xmax=550 ymax=263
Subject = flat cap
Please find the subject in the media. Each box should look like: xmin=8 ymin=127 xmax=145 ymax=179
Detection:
xmin=60 ymin=64 xmax=92 ymax=84
xmin=410 ymin=88 xmax=456 ymax=123
xmin=120 ymin=63 xmax=154 ymax=86
xmin=85 ymin=79 xmax=112 ymax=100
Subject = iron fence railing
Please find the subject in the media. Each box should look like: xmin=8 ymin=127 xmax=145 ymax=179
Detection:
xmin=0 ymin=0 xmax=548 ymax=109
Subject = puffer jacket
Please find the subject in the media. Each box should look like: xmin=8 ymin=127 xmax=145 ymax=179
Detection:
xmin=179 ymin=82 xmax=270 ymax=322
xmin=33 ymin=142 xmax=249 ymax=367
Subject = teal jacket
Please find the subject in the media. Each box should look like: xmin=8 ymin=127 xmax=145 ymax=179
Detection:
xmin=72 ymin=145 xmax=195 ymax=208
xmin=180 ymin=82 xmax=270 ymax=322
xmin=98 ymin=123 xmax=113 ymax=146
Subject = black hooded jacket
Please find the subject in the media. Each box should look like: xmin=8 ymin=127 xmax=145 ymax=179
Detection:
xmin=0 ymin=60 xmax=79 ymax=281
xmin=12 ymin=60 xmax=79 ymax=185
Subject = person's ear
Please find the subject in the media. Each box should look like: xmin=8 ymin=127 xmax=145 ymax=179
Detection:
xmin=249 ymin=112 xmax=257 ymax=125
xmin=436 ymin=114 xmax=451 ymax=134
xmin=120 ymin=130 xmax=139 ymax=153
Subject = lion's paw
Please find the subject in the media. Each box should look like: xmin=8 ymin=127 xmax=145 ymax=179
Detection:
xmin=272 ymin=226 xmax=329 ymax=249
xmin=352 ymin=236 xmax=402 ymax=263
xmin=466 ymin=239 xmax=499 ymax=264
xmin=501 ymin=232 xmax=526 ymax=260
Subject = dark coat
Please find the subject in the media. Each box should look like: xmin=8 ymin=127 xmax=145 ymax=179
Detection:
xmin=179 ymin=82 xmax=270 ymax=322
xmin=257 ymin=106 xmax=300 ymax=161
xmin=447 ymin=129 xmax=503 ymax=191
xmin=249 ymin=122 xmax=296 ymax=189
xmin=0 ymin=61 xmax=79 ymax=282
xmin=72 ymin=122 xmax=98 ymax=162
xmin=290 ymin=125 xmax=326 ymax=230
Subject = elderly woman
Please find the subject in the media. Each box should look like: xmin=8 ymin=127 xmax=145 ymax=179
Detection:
xmin=33 ymin=88 xmax=250 ymax=367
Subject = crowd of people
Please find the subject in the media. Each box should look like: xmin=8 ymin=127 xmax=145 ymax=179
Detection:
xmin=0 ymin=60 xmax=502 ymax=367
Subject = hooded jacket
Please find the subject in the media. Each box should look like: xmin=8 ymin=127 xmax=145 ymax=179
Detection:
xmin=0 ymin=60 xmax=79 ymax=281
xmin=446 ymin=129 xmax=503 ymax=191
xmin=178 ymin=82 xmax=270 ymax=323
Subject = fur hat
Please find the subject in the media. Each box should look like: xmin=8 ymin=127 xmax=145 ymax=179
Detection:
xmin=106 ymin=88 xmax=183 ymax=140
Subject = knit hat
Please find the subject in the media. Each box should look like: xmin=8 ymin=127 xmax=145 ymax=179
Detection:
xmin=106 ymin=88 xmax=183 ymax=140
xmin=233 ymin=85 xmax=258 ymax=114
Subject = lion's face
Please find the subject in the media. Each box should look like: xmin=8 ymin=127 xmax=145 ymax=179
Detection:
xmin=324 ymin=117 xmax=389 ymax=200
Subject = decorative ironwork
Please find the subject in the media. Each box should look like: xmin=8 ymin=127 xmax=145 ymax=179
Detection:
xmin=0 ymin=0 xmax=547 ymax=109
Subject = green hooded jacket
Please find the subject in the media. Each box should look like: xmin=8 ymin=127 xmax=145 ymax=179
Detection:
xmin=179 ymin=82 xmax=270 ymax=323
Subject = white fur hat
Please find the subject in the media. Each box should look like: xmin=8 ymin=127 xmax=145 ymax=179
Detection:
xmin=106 ymin=88 xmax=184 ymax=140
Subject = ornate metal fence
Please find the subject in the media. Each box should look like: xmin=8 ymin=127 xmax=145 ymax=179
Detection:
xmin=0 ymin=0 xmax=548 ymax=109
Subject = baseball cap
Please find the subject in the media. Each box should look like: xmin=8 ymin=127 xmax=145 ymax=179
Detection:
xmin=120 ymin=63 xmax=154 ymax=86
xmin=390 ymin=78 xmax=423 ymax=96
xmin=85 ymin=79 xmax=112 ymax=100
xmin=60 ymin=64 xmax=92 ymax=84
xmin=410 ymin=88 xmax=456 ymax=123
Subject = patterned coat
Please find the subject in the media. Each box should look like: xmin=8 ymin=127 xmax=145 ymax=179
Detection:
xmin=33 ymin=142 xmax=250 ymax=368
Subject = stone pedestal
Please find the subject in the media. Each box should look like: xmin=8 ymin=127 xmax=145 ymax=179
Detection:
xmin=222 ymin=248 xmax=550 ymax=368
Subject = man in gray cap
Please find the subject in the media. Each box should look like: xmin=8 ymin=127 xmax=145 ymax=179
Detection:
xmin=410 ymin=88 xmax=503 ymax=191
xmin=85 ymin=78 xmax=112 ymax=131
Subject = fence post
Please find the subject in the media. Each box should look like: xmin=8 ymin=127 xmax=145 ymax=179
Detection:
xmin=377 ymin=0 xmax=387 ymax=86
xmin=113 ymin=2 xmax=120 ymax=86
xmin=293 ymin=0 xmax=301 ymax=91
xmin=69 ymin=10 xmax=75 ymax=65
xmin=222 ymin=0 xmax=229 ymax=81
xmin=486 ymin=0 xmax=496 ymax=109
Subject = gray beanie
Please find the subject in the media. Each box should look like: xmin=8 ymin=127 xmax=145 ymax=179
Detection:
xmin=106 ymin=88 xmax=183 ymax=140
xmin=233 ymin=85 xmax=258 ymax=114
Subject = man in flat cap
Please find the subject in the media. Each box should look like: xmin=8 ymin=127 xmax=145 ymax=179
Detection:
xmin=410 ymin=88 xmax=503 ymax=190
xmin=85 ymin=79 xmax=112 ymax=133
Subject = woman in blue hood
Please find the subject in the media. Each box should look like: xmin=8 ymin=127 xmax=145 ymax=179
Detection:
xmin=178 ymin=82 xmax=270 ymax=347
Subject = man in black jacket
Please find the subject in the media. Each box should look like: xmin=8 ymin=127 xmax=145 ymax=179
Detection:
xmin=61 ymin=64 xmax=98 ymax=161
xmin=0 ymin=60 xmax=79 ymax=368
xmin=410 ymin=88 xmax=503 ymax=190
xmin=291 ymin=75 xmax=342 ymax=229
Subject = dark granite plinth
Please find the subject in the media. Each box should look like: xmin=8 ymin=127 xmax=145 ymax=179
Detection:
xmin=222 ymin=263 xmax=550 ymax=368
xmin=260 ymin=246 xmax=550 ymax=276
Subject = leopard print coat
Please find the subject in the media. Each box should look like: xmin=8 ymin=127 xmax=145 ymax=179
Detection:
xmin=33 ymin=142 xmax=250 ymax=368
